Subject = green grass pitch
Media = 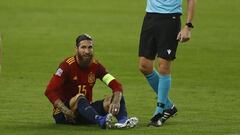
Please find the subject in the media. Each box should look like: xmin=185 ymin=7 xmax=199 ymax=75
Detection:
xmin=0 ymin=0 xmax=240 ymax=135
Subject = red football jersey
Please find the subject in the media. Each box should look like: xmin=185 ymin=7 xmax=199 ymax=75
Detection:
xmin=45 ymin=56 xmax=122 ymax=105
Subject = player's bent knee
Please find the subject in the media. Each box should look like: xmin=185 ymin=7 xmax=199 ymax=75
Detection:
xmin=69 ymin=93 xmax=86 ymax=112
xmin=139 ymin=64 xmax=153 ymax=75
xmin=139 ymin=59 xmax=154 ymax=75
xmin=158 ymin=64 xmax=171 ymax=75
xmin=158 ymin=58 xmax=171 ymax=75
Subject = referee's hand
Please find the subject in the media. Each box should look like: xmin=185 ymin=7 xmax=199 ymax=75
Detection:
xmin=177 ymin=26 xmax=191 ymax=43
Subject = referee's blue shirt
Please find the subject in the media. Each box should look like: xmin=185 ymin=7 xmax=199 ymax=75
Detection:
xmin=146 ymin=0 xmax=182 ymax=14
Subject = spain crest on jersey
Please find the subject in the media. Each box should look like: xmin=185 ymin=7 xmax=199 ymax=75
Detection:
xmin=88 ymin=72 xmax=95 ymax=84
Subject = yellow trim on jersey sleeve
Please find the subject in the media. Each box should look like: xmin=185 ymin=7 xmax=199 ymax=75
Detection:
xmin=66 ymin=57 xmax=75 ymax=65
xmin=102 ymin=74 xmax=115 ymax=85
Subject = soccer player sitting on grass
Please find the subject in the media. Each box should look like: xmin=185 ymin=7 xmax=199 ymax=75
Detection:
xmin=44 ymin=34 xmax=138 ymax=129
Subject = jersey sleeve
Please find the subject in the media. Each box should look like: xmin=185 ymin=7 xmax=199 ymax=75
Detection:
xmin=97 ymin=63 xmax=123 ymax=93
xmin=44 ymin=61 xmax=69 ymax=104
xmin=96 ymin=63 xmax=108 ymax=79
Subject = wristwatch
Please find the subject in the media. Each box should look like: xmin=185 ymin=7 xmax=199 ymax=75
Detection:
xmin=185 ymin=22 xmax=194 ymax=28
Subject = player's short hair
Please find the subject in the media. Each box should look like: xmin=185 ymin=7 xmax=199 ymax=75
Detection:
xmin=76 ymin=34 xmax=92 ymax=47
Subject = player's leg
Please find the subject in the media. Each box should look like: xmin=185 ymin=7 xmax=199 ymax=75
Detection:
xmin=151 ymin=59 xmax=177 ymax=125
xmin=138 ymin=13 xmax=172 ymax=110
xmin=149 ymin=14 xmax=181 ymax=127
xmin=69 ymin=94 xmax=112 ymax=129
xmin=116 ymin=97 xmax=128 ymax=122
xmin=138 ymin=13 xmax=159 ymax=99
xmin=138 ymin=12 xmax=167 ymax=101
xmin=98 ymin=95 xmax=129 ymax=122
xmin=155 ymin=58 xmax=172 ymax=115
xmin=139 ymin=13 xmax=175 ymax=127
xmin=138 ymin=13 xmax=164 ymax=127
xmin=144 ymin=66 xmax=173 ymax=110
xmin=52 ymin=101 xmax=76 ymax=124
xmin=114 ymin=97 xmax=138 ymax=128
xmin=138 ymin=12 xmax=156 ymax=76
xmin=53 ymin=108 xmax=72 ymax=124
xmin=148 ymin=59 xmax=173 ymax=127
xmin=95 ymin=95 xmax=138 ymax=128
xmin=90 ymin=98 xmax=114 ymax=128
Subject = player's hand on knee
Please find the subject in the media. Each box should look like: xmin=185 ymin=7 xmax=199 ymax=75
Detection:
xmin=109 ymin=102 xmax=120 ymax=116
xmin=62 ymin=107 xmax=76 ymax=123
xmin=54 ymin=99 xmax=76 ymax=123
xmin=108 ymin=91 xmax=122 ymax=115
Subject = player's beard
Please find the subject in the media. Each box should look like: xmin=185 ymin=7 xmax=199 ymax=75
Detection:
xmin=77 ymin=52 xmax=93 ymax=68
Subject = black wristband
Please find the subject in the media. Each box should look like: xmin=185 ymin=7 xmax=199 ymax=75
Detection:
xmin=185 ymin=22 xmax=194 ymax=28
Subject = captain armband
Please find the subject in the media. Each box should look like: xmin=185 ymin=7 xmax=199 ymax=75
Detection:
xmin=102 ymin=74 xmax=115 ymax=85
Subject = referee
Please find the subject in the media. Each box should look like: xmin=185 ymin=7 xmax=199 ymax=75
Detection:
xmin=138 ymin=0 xmax=196 ymax=127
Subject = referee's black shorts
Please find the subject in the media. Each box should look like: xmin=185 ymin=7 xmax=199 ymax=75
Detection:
xmin=139 ymin=13 xmax=181 ymax=60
